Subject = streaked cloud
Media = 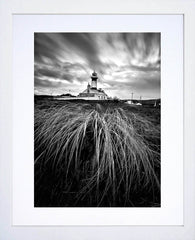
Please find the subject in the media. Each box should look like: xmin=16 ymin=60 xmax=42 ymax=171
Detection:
xmin=34 ymin=33 xmax=160 ymax=99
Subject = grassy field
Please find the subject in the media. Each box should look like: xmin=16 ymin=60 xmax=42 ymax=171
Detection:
xmin=34 ymin=98 xmax=160 ymax=207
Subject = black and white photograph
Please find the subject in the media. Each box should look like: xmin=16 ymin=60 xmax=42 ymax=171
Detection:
xmin=34 ymin=32 xmax=161 ymax=207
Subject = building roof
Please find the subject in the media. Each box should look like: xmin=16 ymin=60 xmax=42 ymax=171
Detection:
xmin=81 ymin=87 xmax=107 ymax=95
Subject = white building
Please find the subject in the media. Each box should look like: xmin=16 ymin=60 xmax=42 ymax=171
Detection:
xmin=78 ymin=71 xmax=108 ymax=100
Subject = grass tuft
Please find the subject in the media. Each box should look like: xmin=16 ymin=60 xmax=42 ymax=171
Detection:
xmin=34 ymin=102 xmax=160 ymax=207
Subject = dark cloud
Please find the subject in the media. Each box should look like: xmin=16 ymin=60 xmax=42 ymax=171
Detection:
xmin=121 ymin=33 xmax=160 ymax=64
xmin=130 ymin=65 xmax=160 ymax=72
xmin=35 ymin=65 xmax=74 ymax=81
xmin=34 ymin=34 xmax=62 ymax=65
xmin=60 ymin=33 xmax=101 ymax=69
xmin=35 ymin=77 xmax=63 ymax=88
xmin=34 ymin=33 xmax=160 ymax=99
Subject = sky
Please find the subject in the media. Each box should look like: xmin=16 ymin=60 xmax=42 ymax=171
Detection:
xmin=34 ymin=33 xmax=160 ymax=99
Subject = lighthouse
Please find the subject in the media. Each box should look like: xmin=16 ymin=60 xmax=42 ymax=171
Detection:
xmin=91 ymin=71 xmax=98 ymax=89
xmin=78 ymin=71 xmax=108 ymax=100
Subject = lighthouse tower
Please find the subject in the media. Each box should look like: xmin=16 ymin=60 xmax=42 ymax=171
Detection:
xmin=91 ymin=71 xmax=98 ymax=89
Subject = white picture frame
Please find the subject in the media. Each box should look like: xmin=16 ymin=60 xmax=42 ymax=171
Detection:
xmin=0 ymin=0 xmax=195 ymax=239
xmin=13 ymin=14 xmax=183 ymax=226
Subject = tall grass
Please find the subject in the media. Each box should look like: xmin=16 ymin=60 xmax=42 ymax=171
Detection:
xmin=34 ymin=102 xmax=160 ymax=207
